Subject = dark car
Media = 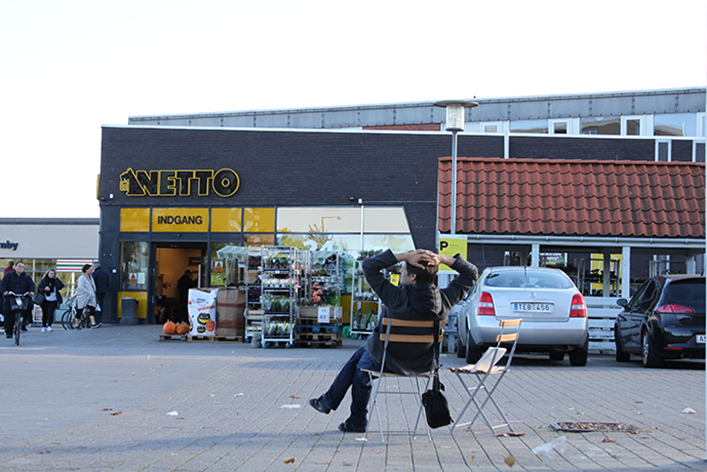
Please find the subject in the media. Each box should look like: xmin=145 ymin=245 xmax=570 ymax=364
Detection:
xmin=615 ymin=275 xmax=705 ymax=367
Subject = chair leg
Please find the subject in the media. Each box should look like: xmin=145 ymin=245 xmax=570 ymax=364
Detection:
xmin=411 ymin=376 xmax=433 ymax=442
xmin=366 ymin=372 xmax=385 ymax=442
xmin=448 ymin=372 xmax=489 ymax=434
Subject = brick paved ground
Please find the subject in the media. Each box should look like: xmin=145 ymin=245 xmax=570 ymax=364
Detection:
xmin=0 ymin=324 xmax=704 ymax=471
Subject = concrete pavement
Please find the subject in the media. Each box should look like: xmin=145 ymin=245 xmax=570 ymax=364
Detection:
xmin=0 ymin=324 xmax=705 ymax=471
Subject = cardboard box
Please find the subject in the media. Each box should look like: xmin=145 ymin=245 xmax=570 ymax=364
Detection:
xmin=298 ymin=306 xmax=342 ymax=323
xmin=216 ymin=287 xmax=246 ymax=337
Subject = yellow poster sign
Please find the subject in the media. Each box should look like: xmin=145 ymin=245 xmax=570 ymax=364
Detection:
xmin=438 ymin=236 xmax=467 ymax=272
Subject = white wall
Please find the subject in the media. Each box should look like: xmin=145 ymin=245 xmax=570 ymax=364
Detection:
xmin=0 ymin=224 xmax=98 ymax=259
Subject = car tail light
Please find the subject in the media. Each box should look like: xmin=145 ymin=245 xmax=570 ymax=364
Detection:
xmin=656 ymin=304 xmax=695 ymax=314
xmin=478 ymin=291 xmax=495 ymax=316
xmin=569 ymin=293 xmax=586 ymax=318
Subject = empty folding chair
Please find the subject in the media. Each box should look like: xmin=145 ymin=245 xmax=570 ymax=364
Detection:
xmin=361 ymin=317 xmax=444 ymax=442
xmin=448 ymin=318 xmax=522 ymax=436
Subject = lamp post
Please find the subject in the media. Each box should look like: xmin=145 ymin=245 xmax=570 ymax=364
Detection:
xmin=434 ymin=100 xmax=478 ymax=235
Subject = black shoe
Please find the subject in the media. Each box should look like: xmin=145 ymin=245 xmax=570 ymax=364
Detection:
xmin=6 ymin=335 xmax=12 ymax=339
xmin=338 ymin=420 xmax=366 ymax=433
xmin=21 ymin=326 xmax=27 ymax=331
xmin=309 ymin=396 xmax=331 ymax=414
xmin=90 ymin=323 xmax=102 ymax=329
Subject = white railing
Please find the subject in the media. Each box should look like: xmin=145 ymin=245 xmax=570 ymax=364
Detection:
xmin=585 ymin=296 xmax=624 ymax=352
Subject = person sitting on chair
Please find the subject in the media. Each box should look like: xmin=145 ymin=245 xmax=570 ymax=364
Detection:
xmin=309 ymin=248 xmax=478 ymax=433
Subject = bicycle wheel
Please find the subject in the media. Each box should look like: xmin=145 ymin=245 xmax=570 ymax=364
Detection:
xmin=61 ymin=309 xmax=75 ymax=330
xmin=14 ymin=311 xmax=21 ymax=346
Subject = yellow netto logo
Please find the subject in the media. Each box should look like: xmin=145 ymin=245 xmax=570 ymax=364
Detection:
xmin=119 ymin=168 xmax=239 ymax=197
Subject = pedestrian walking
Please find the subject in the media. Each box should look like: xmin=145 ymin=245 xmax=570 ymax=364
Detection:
xmin=92 ymin=261 xmax=109 ymax=324
xmin=0 ymin=262 xmax=36 ymax=340
xmin=75 ymin=264 xmax=101 ymax=329
xmin=37 ymin=268 xmax=64 ymax=332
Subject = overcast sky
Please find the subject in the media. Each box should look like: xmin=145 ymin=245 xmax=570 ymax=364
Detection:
xmin=1 ymin=0 xmax=705 ymax=219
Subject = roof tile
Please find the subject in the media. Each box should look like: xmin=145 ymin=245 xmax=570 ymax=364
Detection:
xmin=439 ymin=158 xmax=705 ymax=238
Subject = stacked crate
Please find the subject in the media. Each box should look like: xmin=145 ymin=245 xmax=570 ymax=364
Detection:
xmin=296 ymin=306 xmax=343 ymax=348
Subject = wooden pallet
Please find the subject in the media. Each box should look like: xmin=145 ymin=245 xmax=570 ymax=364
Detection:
xmin=159 ymin=334 xmax=244 ymax=343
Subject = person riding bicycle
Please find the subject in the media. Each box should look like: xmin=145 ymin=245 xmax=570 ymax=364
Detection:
xmin=0 ymin=261 xmax=36 ymax=340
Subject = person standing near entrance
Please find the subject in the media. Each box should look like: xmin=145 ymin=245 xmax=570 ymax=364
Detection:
xmin=177 ymin=270 xmax=194 ymax=323
xmin=37 ymin=268 xmax=64 ymax=332
xmin=4 ymin=261 xmax=14 ymax=276
xmin=92 ymin=261 xmax=109 ymax=324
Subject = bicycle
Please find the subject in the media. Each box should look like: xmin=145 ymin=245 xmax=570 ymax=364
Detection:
xmin=7 ymin=291 xmax=30 ymax=346
xmin=60 ymin=300 xmax=92 ymax=330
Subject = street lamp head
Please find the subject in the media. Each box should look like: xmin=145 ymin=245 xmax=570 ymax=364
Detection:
xmin=434 ymin=100 xmax=479 ymax=132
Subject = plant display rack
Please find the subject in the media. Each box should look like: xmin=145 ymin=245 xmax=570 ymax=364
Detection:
xmin=245 ymin=247 xmax=262 ymax=343
xmin=296 ymin=250 xmax=343 ymax=348
xmin=260 ymin=246 xmax=302 ymax=348
xmin=350 ymin=257 xmax=382 ymax=338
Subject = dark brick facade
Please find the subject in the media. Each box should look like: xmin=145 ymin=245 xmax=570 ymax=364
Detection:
xmin=509 ymin=136 xmax=658 ymax=161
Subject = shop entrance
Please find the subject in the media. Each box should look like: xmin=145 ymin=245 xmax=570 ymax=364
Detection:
xmin=153 ymin=242 xmax=207 ymax=324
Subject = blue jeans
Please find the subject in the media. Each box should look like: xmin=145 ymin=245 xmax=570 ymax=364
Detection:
xmin=322 ymin=346 xmax=380 ymax=429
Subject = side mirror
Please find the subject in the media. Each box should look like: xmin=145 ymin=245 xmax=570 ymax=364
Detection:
xmin=616 ymin=298 xmax=628 ymax=307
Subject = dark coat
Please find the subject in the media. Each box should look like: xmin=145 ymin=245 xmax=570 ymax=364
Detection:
xmin=363 ymin=249 xmax=478 ymax=375
xmin=0 ymin=270 xmax=36 ymax=295
xmin=37 ymin=276 xmax=65 ymax=305
xmin=92 ymin=267 xmax=109 ymax=294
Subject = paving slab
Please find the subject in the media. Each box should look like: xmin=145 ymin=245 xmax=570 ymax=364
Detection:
xmin=0 ymin=324 xmax=705 ymax=471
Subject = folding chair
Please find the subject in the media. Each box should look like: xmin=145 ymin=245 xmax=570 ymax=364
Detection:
xmin=447 ymin=318 xmax=522 ymax=436
xmin=361 ymin=317 xmax=445 ymax=442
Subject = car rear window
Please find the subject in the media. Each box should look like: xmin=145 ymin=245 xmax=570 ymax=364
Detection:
xmin=485 ymin=270 xmax=573 ymax=289
xmin=663 ymin=279 xmax=706 ymax=311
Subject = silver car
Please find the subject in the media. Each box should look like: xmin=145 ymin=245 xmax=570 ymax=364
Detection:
xmin=456 ymin=266 xmax=589 ymax=366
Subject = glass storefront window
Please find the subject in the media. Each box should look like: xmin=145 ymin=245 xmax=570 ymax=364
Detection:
xmin=210 ymin=242 xmax=240 ymax=287
xmin=120 ymin=242 xmax=149 ymax=290
xmin=581 ymin=117 xmax=620 ymax=135
xmin=277 ymin=207 xmax=411 ymax=234
xmin=654 ymin=113 xmax=697 ymax=136
xmin=510 ymin=119 xmax=549 ymax=134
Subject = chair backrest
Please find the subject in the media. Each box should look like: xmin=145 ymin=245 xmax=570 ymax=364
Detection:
xmin=379 ymin=318 xmax=445 ymax=344
xmin=378 ymin=318 xmax=446 ymax=374
xmin=493 ymin=318 xmax=522 ymax=369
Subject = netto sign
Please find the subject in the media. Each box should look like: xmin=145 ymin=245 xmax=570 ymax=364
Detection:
xmin=119 ymin=168 xmax=240 ymax=197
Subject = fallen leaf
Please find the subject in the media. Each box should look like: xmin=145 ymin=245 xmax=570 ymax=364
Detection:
xmin=102 ymin=408 xmax=113 ymax=411
xmin=602 ymin=438 xmax=616 ymax=443
xmin=642 ymin=435 xmax=651 ymax=439
xmin=283 ymin=458 xmax=295 ymax=464
xmin=682 ymin=407 xmax=696 ymax=414
xmin=290 ymin=394 xmax=300 ymax=399
xmin=576 ymin=412 xmax=585 ymax=415
xmin=498 ymin=432 xmax=526 ymax=437
xmin=110 ymin=411 xmax=122 ymax=416
xmin=613 ymin=454 xmax=621 ymax=459
xmin=343 ymin=461 xmax=354 ymax=466
xmin=503 ymin=454 xmax=516 ymax=467
xmin=470 ymin=455 xmax=475 ymax=463
xmin=132 ymin=373 xmax=135 ymax=376
xmin=314 ymin=433 xmax=320 ymax=437
xmin=38 ymin=450 xmax=51 ymax=454
xmin=314 ymin=462 xmax=330 ymax=465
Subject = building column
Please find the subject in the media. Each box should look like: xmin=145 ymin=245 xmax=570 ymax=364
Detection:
xmin=531 ymin=244 xmax=540 ymax=267
xmin=621 ymin=246 xmax=631 ymax=299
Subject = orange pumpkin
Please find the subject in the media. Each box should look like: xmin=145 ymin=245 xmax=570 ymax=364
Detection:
xmin=206 ymin=320 xmax=215 ymax=332
xmin=175 ymin=322 xmax=189 ymax=335
xmin=163 ymin=321 xmax=176 ymax=335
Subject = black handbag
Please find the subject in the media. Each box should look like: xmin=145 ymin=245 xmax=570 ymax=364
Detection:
xmin=421 ymin=320 xmax=453 ymax=428
xmin=32 ymin=293 xmax=45 ymax=305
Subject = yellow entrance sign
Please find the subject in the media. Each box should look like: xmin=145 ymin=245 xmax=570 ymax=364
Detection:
xmin=438 ymin=236 xmax=467 ymax=272
xmin=152 ymin=208 xmax=209 ymax=232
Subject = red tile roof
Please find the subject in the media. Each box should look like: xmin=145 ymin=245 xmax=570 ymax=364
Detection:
xmin=438 ymin=158 xmax=705 ymax=238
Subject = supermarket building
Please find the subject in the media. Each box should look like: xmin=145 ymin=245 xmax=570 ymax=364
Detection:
xmin=97 ymin=88 xmax=705 ymax=323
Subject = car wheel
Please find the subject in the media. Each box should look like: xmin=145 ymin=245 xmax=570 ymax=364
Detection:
xmin=455 ymin=329 xmax=465 ymax=358
xmin=569 ymin=339 xmax=588 ymax=366
xmin=465 ymin=334 xmax=483 ymax=364
xmin=549 ymin=352 xmax=564 ymax=361
xmin=615 ymin=326 xmax=630 ymax=362
xmin=642 ymin=330 xmax=663 ymax=368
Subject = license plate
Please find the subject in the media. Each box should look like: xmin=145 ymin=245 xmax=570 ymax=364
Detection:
xmin=513 ymin=302 xmax=553 ymax=313
xmin=697 ymin=335 xmax=706 ymax=344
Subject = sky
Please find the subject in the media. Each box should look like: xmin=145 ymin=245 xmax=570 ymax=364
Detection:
xmin=1 ymin=0 xmax=705 ymax=219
